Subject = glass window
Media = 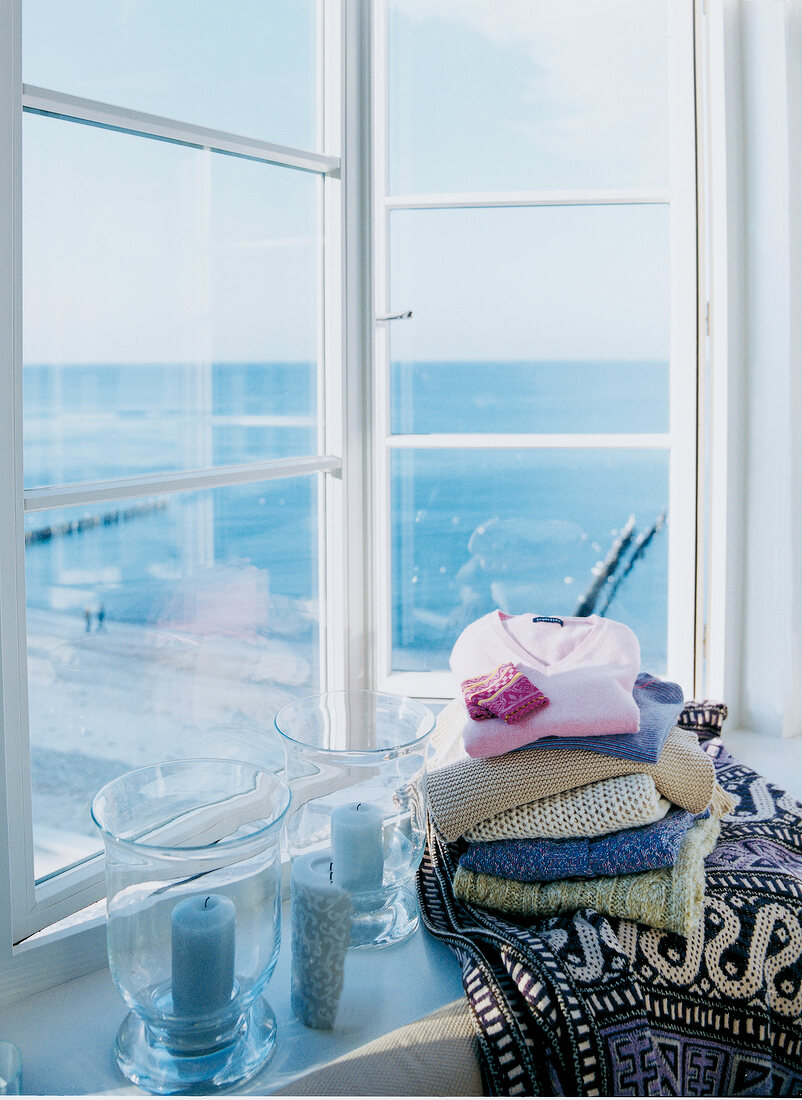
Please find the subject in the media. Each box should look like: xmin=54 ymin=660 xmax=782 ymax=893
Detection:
xmin=389 ymin=204 xmax=670 ymax=435
xmin=27 ymin=478 xmax=319 ymax=881
xmin=388 ymin=0 xmax=670 ymax=194
xmin=376 ymin=0 xmax=696 ymax=692
xmin=0 ymin=0 xmax=699 ymax=994
xmin=23 ymin=113 xmax=319 ymax=487
xmin=391 ymin=448 xmax=668 ymax=672
xmin=23 ymin=0 xmax=319 ymax=147
xmin=4 ymin=0 xmax=338 ymax=947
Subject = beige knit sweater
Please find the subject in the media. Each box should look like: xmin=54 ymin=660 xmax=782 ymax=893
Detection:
xmin=453 ymin=814 xmax=721 ymax=936
xmin=425 ymin=698 xmax=720 ymax=842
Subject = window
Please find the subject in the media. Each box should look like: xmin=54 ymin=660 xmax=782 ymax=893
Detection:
xmin=0 ymin=0 xmax=700 ymax=1002
xmin=0 ymin=0 xmax=352 ymax=996
xmin=373 ymin=0 xmax=698 ymax=698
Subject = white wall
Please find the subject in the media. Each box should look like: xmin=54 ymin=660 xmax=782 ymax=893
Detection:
xmin=723 ymin=0 xmax=802 ymax=739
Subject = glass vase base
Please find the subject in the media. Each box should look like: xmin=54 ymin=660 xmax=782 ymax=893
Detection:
xmin=114 ymin=995 xmax=277 ymax=1095
xmin=349 ymin=885 xmax=419 ymax=949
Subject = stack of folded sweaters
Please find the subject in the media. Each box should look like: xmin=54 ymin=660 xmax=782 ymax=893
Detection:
xmin=424 ymin=611 xmax=735 ymax=937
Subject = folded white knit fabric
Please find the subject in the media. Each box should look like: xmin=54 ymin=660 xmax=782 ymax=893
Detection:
xmin=463 ymin=772 xmax=671 ymax=843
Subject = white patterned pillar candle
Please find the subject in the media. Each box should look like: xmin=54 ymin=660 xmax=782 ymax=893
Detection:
xmin=290 ymin=851 xmax=352 ymax=1029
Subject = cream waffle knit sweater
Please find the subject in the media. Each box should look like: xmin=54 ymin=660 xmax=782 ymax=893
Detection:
xmin=462 ymin=772 xmax=671 ymax=842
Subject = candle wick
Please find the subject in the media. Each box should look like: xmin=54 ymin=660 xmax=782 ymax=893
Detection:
xmin=329 ymin=862 xmax=334 ymax=883
xmin=204 ymin=896 xmax=212 ymax=909
xmin=356 ymin=803 xmax=362 ymax=811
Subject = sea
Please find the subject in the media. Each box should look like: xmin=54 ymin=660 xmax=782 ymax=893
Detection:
xmin=23 ymin=360 xmax=670 ymax=675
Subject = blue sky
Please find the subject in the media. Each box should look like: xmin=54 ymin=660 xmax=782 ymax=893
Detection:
xmin=21 ymin=0 xmax=670 ymax=365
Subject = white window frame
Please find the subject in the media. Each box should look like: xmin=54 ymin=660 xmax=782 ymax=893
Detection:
xmin=692 ymin=0 xmax=743 ymax=708
xmin=0 ymin=0 xmax=730 ymax=1009
xmin=371 ymin=0 xmax=700 ymax=702
xmin=0 ymin=0 xmax=375 ymax=1005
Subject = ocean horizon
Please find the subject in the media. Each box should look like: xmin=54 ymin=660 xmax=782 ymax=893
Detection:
xmin=23 ymin=358 xmax=669 ymax=672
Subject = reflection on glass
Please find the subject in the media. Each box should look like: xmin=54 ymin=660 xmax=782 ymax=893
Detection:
xmin=26 ymin=478 xmax=320 ymax=881
xmin=389 ymin=204 xmax=669 ymax=434
xmin=389 ymin=0 xmax=669 ymax=193
xmin=23 ymin=0 xmax=319 ymax=148
xmin=391 ymin=449 xmax=668 ymax=673
xmin=393 ymin=361 xmax=669 ymax=437
xmin=23 ymin=113 xmax=319 ymax=487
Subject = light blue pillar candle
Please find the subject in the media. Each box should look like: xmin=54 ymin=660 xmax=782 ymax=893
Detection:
xmin=171 ymin=893 xmax=236 ymax=1018
xmin=290 ymin=851 xmax=352 ymax=1029
xmin=331 ymin=801 xmax=384 ymax=894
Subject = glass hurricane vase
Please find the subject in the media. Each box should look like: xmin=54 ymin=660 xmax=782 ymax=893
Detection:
xmin=91 ymin=759 xmax=290 ymax=1095
xmin=275 ymin=691 xmax=434 ymax=949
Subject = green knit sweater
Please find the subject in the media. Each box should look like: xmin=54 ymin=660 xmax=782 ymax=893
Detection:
xmin=452 ymin=815 xmax=720 ymax=936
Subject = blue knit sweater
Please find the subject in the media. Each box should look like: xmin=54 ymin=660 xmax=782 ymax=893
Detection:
xmin=459 ymin=806 xmax=710 ymax=882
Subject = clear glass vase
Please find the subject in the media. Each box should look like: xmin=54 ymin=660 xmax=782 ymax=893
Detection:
xmin=91 ymin=759 xmax=290 ymax=1095
xmin=275 ymin=691 xmax=434 ymax=949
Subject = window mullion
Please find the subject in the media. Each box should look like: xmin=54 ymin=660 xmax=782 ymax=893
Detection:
xmin=325 ymin=0 xmax=374 ymax=694
xmin=666 ymin=0 xmax=699 ymax=694
xmin=372 ymin=0 xmax=393 ymax=690
xmin=321 ymin=0 xmax=342 ymax=695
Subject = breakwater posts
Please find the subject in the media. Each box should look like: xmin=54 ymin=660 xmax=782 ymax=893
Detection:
xmin=597 ymin=510 xmax=667 ymax=617
xmin=574 ymin=514 xmax=636 ymax=617
xmin=25 ymin=498 xmax=168 ymax=545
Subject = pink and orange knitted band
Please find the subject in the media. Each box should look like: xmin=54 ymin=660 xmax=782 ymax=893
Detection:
xmin=461 ymin=662 xmax=549 ymax=725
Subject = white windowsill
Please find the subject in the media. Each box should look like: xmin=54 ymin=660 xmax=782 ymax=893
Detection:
xmin=0 ymin=898 xmax=464 ymax=1095
xmin=718 ymin=727 xmax=802 ymax=802
xmin=2 ymin=731 xmax=800 ymax=1095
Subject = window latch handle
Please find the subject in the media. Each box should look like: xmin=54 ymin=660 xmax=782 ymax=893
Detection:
xmin=375 ymin=310 xmax=413 ymax=322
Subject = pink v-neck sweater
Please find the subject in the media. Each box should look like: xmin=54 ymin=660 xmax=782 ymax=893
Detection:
xmin=450 ymin=612 xmax=641 ymax=758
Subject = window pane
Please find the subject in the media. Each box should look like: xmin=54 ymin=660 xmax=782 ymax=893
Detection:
xmin=389 ymin=0 xmax=669 ymax=193
xmin=23 ymin=0 xmax=319 ymax=148
xmin=389 ymin=205 xmax=669 ymax=434
xmin=23 ymin=114 xmax=319 ymax=488
xmin=391 ymin=449 xmax=668 ymax=674
xmin=26 ymin=478 xmax=320 ymax=881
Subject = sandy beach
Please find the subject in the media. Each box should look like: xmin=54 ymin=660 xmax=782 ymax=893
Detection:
xmin=26 ymin=602 xmax=317 ymax=877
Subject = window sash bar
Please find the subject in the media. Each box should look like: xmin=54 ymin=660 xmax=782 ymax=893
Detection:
xmin=385 ymin=189 xmax=673 ymax=211
xmin=23 ymin=455 xmax=342 ymax=513
xmin=22 ymin=85 xmax=341 ymax=176
xmin=385 ymin=433 xmax=672 ymax=450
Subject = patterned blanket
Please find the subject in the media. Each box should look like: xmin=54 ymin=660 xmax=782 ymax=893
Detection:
xmin=418 ymin=704 xmax=802 ymax=1096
